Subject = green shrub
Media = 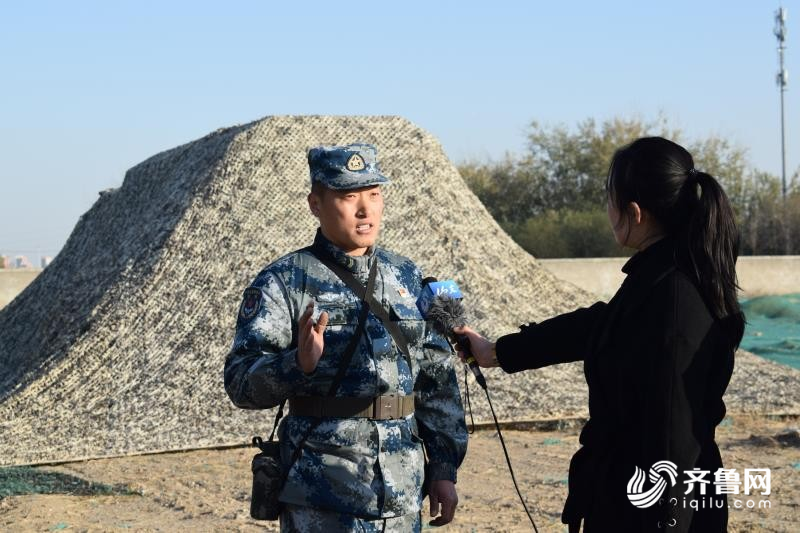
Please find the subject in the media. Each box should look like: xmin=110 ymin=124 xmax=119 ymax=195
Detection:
xmin=508 ymin=209 xmax=624 ymax=258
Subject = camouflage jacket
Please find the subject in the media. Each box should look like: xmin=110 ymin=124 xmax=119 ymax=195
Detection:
xmin=224 ymin=230 xmax=468 ymax=518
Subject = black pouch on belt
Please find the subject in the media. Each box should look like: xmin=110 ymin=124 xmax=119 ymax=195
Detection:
xmin=250 ymin=436 xmax=283 ymax=520
xmin=249 ymin=392 xmax=289 ymax=521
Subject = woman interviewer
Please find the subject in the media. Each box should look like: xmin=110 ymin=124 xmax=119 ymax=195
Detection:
xmin=456 ymin=137 xmax=745 ymax=532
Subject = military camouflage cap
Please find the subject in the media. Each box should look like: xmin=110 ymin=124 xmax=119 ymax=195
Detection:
xmin=307 ymin=143 xmax=391 ymax=190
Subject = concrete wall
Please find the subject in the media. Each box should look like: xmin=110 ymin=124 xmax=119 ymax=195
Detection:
xmin=0 ymin=269 xmax=42 ymax=309
xmin=735 ymin=256 xmax=800 ymax=298
xmin=539 ymin=256 xmax=800 ymax=301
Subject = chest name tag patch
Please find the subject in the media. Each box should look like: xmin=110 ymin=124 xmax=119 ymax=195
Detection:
xmin=239 ymin=287 xmax=262 ymax=320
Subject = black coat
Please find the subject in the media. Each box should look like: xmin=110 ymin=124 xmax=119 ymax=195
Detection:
xmin=496 ymin=237 xmax=737 ymax=532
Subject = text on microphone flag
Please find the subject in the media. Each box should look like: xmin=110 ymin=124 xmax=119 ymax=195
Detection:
xmin=416 ymin=280 xmax=463 ymax=317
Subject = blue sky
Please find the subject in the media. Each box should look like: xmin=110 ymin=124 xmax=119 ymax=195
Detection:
xmin=1 ymin=1 xmax=797 ymax=261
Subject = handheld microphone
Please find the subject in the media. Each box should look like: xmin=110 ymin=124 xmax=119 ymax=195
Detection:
xmin=416 ymin=277 xmax=487 ymax=390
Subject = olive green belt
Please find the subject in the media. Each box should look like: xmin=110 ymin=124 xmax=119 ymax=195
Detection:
xmin=289 ymin=393 xmax=415 ymax=420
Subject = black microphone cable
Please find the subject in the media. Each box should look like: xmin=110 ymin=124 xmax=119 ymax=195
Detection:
xmin=462 ymin=366 xmax=476 ymax=434
xmin=459 ymin=354 xmax=539 ymax=532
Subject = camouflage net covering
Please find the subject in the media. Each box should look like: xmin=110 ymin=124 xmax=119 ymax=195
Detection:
xmin=1 ymin=116 xmax=798 ymax=466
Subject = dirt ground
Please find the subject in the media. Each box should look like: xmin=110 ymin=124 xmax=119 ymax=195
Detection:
xmin=1 ymin=414 xmax=797 ymax=532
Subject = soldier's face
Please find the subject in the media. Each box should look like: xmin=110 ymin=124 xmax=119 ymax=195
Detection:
xmin=308 ymin=185 xmax=384 ymax=256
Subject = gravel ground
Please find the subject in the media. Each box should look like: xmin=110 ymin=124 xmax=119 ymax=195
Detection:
xmin=1 ymin=413 xmax=797 ymax=532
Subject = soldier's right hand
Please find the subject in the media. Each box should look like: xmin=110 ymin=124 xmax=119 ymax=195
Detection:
xmin=296 ymin=302 xmax=329 ymax=375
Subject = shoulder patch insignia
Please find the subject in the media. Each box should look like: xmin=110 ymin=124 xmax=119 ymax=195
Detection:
xmin=346 ymin=153 xmax=366 ymax=171
xmin=397 ymin=287 xmax=410 ymax=298
xmin=239 ymin=287 xmax=262 ymax=321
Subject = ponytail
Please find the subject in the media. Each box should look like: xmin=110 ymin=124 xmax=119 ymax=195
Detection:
xmin=684 ymin=172 xmax=743 ymax=335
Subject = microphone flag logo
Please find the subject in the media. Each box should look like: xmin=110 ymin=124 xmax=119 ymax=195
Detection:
xmin=626 ymin=460 xmax=678 ymax=508
xmin=415 ymin=280 xmax=463 ymax=317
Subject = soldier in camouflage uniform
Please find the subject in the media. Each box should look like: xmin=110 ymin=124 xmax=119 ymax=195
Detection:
xmin=224 ymin=143 xmax=468 ymax=532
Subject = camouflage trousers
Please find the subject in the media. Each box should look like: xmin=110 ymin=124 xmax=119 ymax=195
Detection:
xmin=280 ymin=504 xmax=421 ymax=533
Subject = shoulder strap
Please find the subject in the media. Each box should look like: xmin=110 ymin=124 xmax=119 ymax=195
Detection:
xmin=326 ymin=259 xmax=377 ymax=396
xmin=264 ymin=257 xmax=375 ymax=449
xmin=267 ymin=400 xmax=285 ymax=442
xmin=308 ymin=247 xmax=412 ymax=367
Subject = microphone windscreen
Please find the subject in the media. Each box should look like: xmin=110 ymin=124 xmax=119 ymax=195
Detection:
xmin=426 ymin=294 xmax=467 ymax=336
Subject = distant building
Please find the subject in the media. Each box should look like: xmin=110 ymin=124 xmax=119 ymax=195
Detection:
xmin=41 ymin=256 xmax=53 ymax=268
xmin=15 ymin=256 xmax=32 ymax=269
xmin=0 ymin=255 xmax=7 ymax=269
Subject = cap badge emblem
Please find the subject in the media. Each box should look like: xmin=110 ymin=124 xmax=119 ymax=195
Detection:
xmin=346 ymin=153 xmax=366 ymax=171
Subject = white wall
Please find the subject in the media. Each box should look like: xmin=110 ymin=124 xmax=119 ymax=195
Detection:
xmin=539 ymin=256 xmax=800 ymax=301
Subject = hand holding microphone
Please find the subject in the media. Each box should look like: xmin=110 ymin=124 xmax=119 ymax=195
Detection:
xmin=452 ymin=325 xmax=499 ymax=369
xmin=416 ymin=278 xmax=494 ymax=389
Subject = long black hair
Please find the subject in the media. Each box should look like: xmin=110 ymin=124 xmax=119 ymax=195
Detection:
xmin=606 ymin=137 xmax=744 ymax=346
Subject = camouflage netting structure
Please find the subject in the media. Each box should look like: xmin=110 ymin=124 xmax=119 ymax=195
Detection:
xmin=2 ymin=116 xmax=799 ymax=466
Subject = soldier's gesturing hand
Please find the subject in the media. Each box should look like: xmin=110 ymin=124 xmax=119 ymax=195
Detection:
xmin=297 ymin=302 xmax=329 ymax=375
